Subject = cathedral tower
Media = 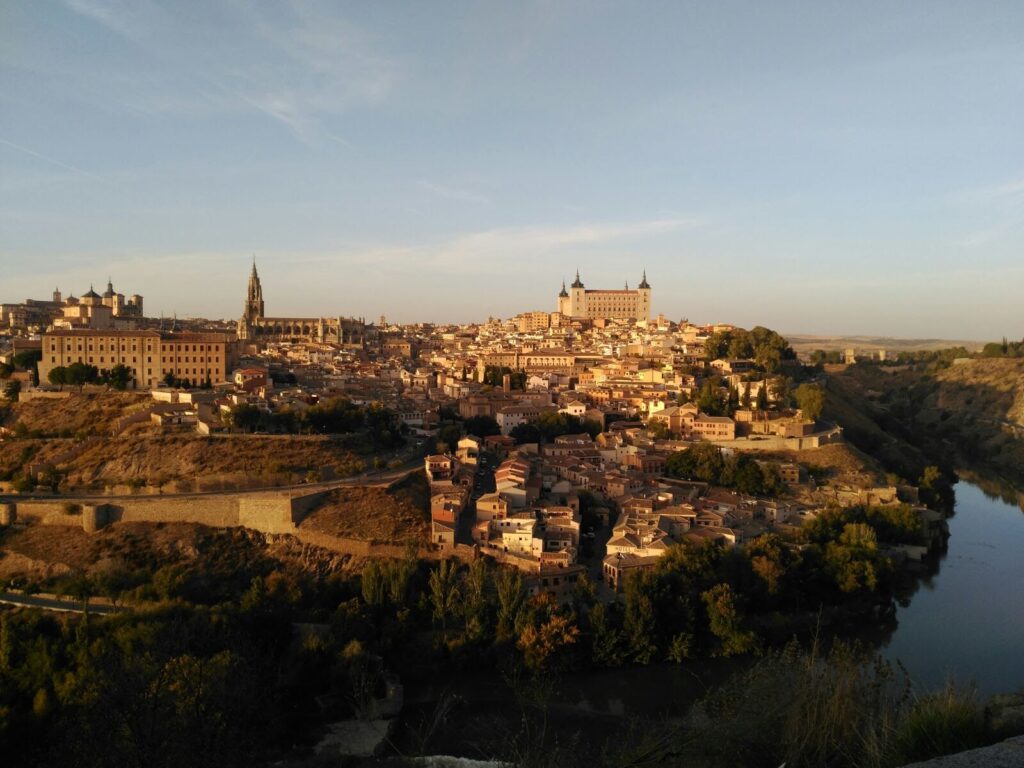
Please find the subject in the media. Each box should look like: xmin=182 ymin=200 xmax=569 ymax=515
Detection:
xmin=244 ymin=259 xmax=265 ymax=322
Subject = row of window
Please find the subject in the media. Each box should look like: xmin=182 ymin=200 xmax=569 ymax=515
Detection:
xmin=50 ymin=355 xmax=219 ymax=364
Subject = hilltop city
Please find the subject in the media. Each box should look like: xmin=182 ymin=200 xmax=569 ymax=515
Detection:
xmin=0 ymin=265 xmax=945 ymax=602
xmin=3 ymin=260 xmax=1022 ymax=766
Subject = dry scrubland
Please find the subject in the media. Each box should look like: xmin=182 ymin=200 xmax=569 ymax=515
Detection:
xmin=59 ymin=434 xmax=367 ymax=488
xmin=299 ymin=471 xmax=431 ymax=544
xmin=825 ymin=357 xmax=1024 ymax=487
xmin=932 ymin=358 xmax=1024 ymax=425
xmin=0 ymin=521 xmax=361 ymax=585
xmin=3 ymin=392 xmax=149 ymax=435
xmin=769 ymin=442 xmax=885 ymax=485
xmin=1 ymin=393 xmax=369 ymax=489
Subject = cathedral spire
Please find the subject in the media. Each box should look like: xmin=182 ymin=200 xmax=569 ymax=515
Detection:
xmin=571 ymin=269 xmax=584 ymax=288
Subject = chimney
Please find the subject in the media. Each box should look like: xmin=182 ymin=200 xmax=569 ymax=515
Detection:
xmin=502 ymin=373 xmax=511 ymax=393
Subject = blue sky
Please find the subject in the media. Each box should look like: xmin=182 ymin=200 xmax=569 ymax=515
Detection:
xmin=1 ymin=1 xmax=1022 ymax=339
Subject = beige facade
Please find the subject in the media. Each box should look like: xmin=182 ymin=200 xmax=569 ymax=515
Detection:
xmin=515 ymin=311 xmax=554 ymax=332
xmin=557 ymin=270 xmax=651 ymax=321
xmin=40 ymin=329 xmax=237 ymax=389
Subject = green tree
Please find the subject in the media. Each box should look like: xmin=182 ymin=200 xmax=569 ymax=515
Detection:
xmin=48 ymin=366 xmax=69 ymax=390
xmin=104 ymin=363 xmax=133 ymax=391
xmin=795 ymin=383 xmax=825 ymax=421
xmin=228 ymin=404 xmax=262 ymax=433
xmin=67 ymin=362 xmax=99 ymax=390
xmin=697 ymin=377 xmax=724 ymax=415
xmin=360 ymin=561 xmax=387 ymax=606
xmin=755 ymin=384 xmax=768 ymax=411
xmin=623 ymin=571 xmax=659 ymax=663
xmin=3 ymin=380 xmax=21 ymax=401
xmin=589 ymin=602 xmax=625 ymax=667
xmin=701 ymin=583 xmax=757 ymax=657
xmin=495 ymin=569 xmax=525 ymax=642
xmin=428 ymin=558 xmax=461 ymax=635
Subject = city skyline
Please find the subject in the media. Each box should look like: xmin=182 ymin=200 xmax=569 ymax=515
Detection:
xmin=2 ymin=1 xmax=1023 ymax=338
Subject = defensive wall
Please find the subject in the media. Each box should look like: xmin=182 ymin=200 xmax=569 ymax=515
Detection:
xmin=4 ymin=489 xmax=327 ymax=536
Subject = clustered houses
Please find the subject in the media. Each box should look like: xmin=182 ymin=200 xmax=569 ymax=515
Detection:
xmin=4 ymin=267 xmax=943 ymax=608
xmin=467 ymin=453 xmax=587 ymax=599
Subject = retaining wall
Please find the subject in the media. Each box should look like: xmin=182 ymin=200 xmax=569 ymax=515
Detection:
xmin=8 ymin=488 xmax=328 ymax=535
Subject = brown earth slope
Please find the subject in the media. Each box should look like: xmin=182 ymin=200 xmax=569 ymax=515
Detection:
xmin=0 ymin=522 xmax=361 ymax=590
xmin=4 ymin=392 xmax=149 ymax=436
xmin=55 ymin=434 xmax=368 ymax=489
xmin=824 ymin=358 xmax=1024 ymax=488
xmin=300 ymin=471 xmax=431 ymax=544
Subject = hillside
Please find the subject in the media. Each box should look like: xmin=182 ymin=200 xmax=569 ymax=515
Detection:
xmin=299 ymin=471 xmax=431 ymax=544
xmin=786 ymin=334 xmax=986 ymax=356
xmin=823 ymin=358 xmax=1024 ymax=489
xmin=0 ymin=521 xmax=361 ymax=595
xmin=3 ymin=392 xmax=149 ymax=436
xmin=61 ymin=434 xmax=368 ymax=490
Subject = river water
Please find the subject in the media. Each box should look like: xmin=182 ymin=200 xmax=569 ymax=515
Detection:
xmin=880 ymin=481 xmax=1024 ymax=696
xmin=400 ymin=480 xmax=1024 ymax=754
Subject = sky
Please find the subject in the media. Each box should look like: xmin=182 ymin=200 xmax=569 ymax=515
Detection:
xmin=1 ymin=0 xmax=1022 ymax=339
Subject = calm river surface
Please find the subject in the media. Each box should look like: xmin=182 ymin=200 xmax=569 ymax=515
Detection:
xmin=405 ymin=480 xmax=1024 ymax=741
xmin=880 ymin=481 xmax=1024 ymax=696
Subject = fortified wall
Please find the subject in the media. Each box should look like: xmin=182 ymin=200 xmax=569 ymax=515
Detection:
xmin=3 ymin=490 xmax=327 ymax=536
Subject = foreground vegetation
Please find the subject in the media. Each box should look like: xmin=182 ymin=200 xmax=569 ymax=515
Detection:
xmin=0 ymin=477 xmax=999 ymax=766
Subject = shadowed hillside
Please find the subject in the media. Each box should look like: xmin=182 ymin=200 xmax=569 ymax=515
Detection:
xmin=823 ymin=358 xmax=1024 ymax=489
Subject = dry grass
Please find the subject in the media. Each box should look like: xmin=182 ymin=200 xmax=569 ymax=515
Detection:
xmin=5 ymin=392 xmax=149 ymax=436
xmin=0 ymin=521 xmax=362 ymax=587
xmin=771 ymin=443 xmax=885 ymax=484
xmin=58 ymin=434 xmax=366 ymax=488
xmin=300 ymin=471 xmax=431 ymax=544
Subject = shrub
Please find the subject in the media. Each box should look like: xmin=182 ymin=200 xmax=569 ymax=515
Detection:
xmin=892 ymin=684 xmax=987 ymax=764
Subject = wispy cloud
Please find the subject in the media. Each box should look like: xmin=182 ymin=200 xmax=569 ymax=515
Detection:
xmin=0 ymin=136 xmax=100 ymax=179
xmin=344 ymin=216 xmax=700 ymax=274
xmin=416 ymin=180 xmax=491 ymax=205
xmin=60 ymin=0 xmax=399 ymax=147
xmin=953 ymin=174 xmax=1024 ymax=249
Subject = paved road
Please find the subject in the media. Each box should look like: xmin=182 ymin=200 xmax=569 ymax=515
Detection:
xmin=0 ymin=591 xmax=122 ymax=615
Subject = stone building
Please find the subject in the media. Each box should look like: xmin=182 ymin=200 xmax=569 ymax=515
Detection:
xmin=40 ymin=329 xmax=238 ymax=389
xmin=237 ymin=261 xmax=368 ymax=347
xmin=557 ymin=270 xmax=652 ymax=322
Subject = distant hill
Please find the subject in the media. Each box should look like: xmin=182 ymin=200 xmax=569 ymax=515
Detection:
xmin=822 ymin=357 xmax=1024 ymax=492
xmin=785 ymin=334 xmax=986 ymax=357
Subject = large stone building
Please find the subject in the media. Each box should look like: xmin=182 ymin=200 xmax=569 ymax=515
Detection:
xmin=237 ymin=261 xmax=368 ymax=347
xmin=40 ymin=329 xmax=237 ymax=389
xmin=53 ymin=279 xmax=144 ymax=330
xmin=2 ymin=280 xmax=143 ymax=331
xmin=557 ymin=270 xmax=652 ymax=322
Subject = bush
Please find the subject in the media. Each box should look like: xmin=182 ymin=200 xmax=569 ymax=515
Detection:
xmin=892 ymin=685 xmax=987 ymax=764
xmin=11 ymin=475 xmax=34 ymax=493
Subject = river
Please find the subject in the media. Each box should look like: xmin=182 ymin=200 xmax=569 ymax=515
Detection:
xmin=395 ymin=481 xmax=1024 ymax=758
xmin=880 ymin=481 xmax=1024 ymax=696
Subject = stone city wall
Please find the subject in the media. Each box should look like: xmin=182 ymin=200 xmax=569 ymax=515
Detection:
xmin=6 ymin=489 xmax=328 ymax=535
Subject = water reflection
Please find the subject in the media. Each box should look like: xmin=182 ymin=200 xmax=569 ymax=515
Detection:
xmin=879 ymin=482 xmax=1024 ymax=696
